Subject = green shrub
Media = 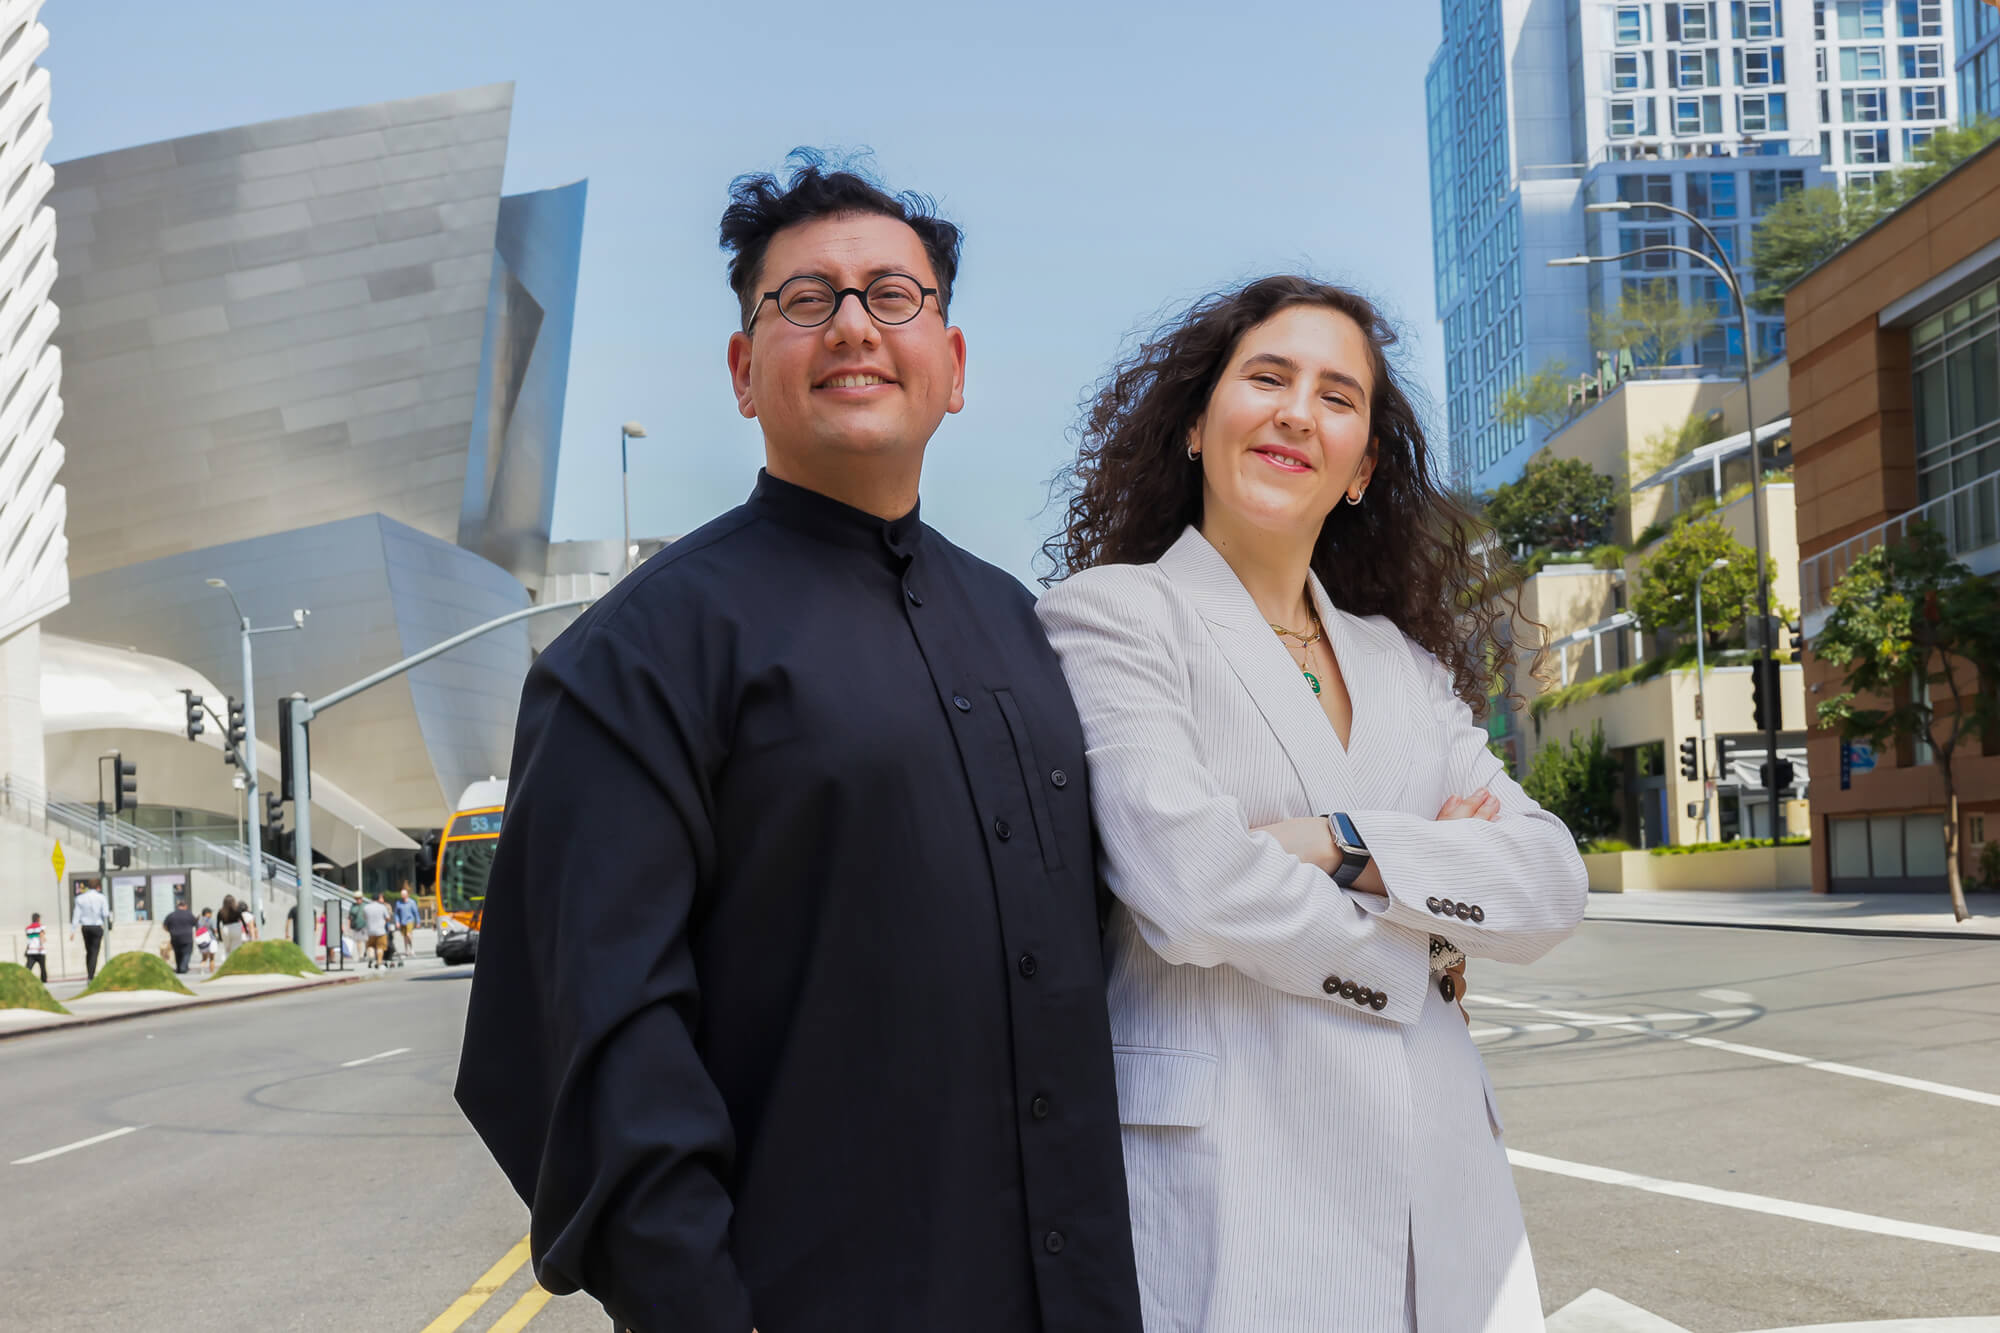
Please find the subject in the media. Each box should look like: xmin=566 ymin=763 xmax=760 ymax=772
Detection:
xmin=1522 ymin=722 xmax=1622 ymax=844
xmin=77 ymin=950 xmax=194 ymax=997
xmin=1580 ymin=838 xmax=1634 ymax=854
xmin=210 ymin=939 xmax=323 ymax=980
xmin=1589 ymin=544 xmax=1627 ymax=569
xmin=0 ymin=962 xmax=68 ymax=1014
xmin=1648 ymin=836 xmax=1811 ymax=856
xmin=1979 ymin=839 xmax=2000 ymax=891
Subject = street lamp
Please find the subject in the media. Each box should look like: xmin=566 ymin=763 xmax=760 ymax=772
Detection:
xmin=205 ymin=578 xmax=308 ymax=928
xmin=1552 ymin=198 xmax=1784 ymax=838
xmin=620 ymin=421 xmax=648 ymax=578
xmin=1693 ymin=557 xmax=1730 ymax=842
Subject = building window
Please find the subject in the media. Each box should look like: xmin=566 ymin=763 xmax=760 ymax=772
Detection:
xmin=1613 ymin=51 xmax=1650 ymax=89
xmin=1692 ymin=271 xmax=1731 ymax=305
xmin=1671 ymin=2 xmax=1717 ymax=40
xmin=1896 ymin=0 xmax=1942 ymax=36
xmin=1749 ymin=167 xmax=1805 ymax=212
xmin=1740 ymin=92 xmax=1790 ymax=130
xmin=1845 ymin=128 xmax=1890 ymax=161
xmin=1899 ymin=42 xmax=1942 ymax=78
xmin=1617 ymin=172 xmax=1676 ymax=205
xmin=1903 ymin=126 xmax=1935 ymax=154
xmin=1677 ymin=48 xmax=1722 ymax=88
xmin=1835 ymin=0 xmax=1887 ymax=38
xmin=1610 ymin=98 xmax=1659 ymax=136
xmin=1695 ymin=223 xmax=1739 ymax=264
xmin=1900 ymin=85 xmax=1944 ymax=120
xmin=1737 ymin=47 xmax=1784 ymax=84
xmin=1674 ymin=94 xmax=1725 ymax=133
xmin=1829 ymin=814 xmax=1951 ymax=881
xmin=1842 ymin=86 xmax=1888 ymax=120
xmin=1617 ymin=4 xmax=1651 ymax=42
xmin=1733 ymin=0 xmax=1780 ymax=38
xmin=1839 ymin=45 xmax=1886 ymax=78
xmin=1621 ymin=226 xmax=1677 ymax=270
xmin=1910 ymin=274 xmax=2000 ymax=504
xmin=1816 ymin=45 xmax=1828 ymax=82
xmin=1688 ymin=171 xmax=1739 ymax=217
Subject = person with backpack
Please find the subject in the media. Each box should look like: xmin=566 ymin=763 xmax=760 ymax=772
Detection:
xmin=23 ymin=912 xmax=47 ymax=982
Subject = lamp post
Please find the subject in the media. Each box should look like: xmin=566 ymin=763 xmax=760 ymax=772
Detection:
xmin=205 ymin=579 xmax=307 ymax=928
xmin=620 ymin=421 xmax=648 ymax=578
xmin=1553 ymin=200 xmax=1783 ymax=838
xmin=1693 ymin=557 xmax=1729 ymax=843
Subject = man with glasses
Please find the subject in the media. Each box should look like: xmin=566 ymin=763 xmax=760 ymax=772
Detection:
xmin=458 ymin=155 xmax=1142 ymax=1333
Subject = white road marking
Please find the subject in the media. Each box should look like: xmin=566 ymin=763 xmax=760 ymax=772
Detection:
xmin=1470 ymin=995 xmax=2000 ymax=1108
xmin=1699 ymin=987 xmax=1755 ymax=1004
xmin=1470 ymin=1022 xmax=1570 ymax=1039
xmin=11 ymin=1124 xmax=145 ymax=1166
xmin=340 ymin=1046 xmax=411 ymax=1068
xmin=1509 ymin=1149 xmax=2000 ymax=1254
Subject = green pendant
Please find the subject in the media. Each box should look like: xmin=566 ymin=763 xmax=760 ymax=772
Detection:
xmin=1303 ymin=669 xmax=1322 ymax=695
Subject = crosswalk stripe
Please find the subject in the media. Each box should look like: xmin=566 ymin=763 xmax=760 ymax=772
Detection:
xmin=10 ymin=1125 xmax=144 ymax=1166
xmin=1509 ymin=1150 xmax=2000 ymax=1254
xmin=421 ymin=1235 xmax=531 ymax=1333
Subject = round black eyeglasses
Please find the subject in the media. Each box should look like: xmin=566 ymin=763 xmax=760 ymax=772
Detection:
xmin=748 ymin=272 xmax=940 ymax=330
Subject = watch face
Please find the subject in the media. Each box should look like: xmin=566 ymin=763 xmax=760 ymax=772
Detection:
xmin=1333 ymin=813 xmax=1364 ymax=850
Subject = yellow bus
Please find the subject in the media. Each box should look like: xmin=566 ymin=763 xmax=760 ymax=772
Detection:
xmin=433 ymin=778 xmax=506 ymax=932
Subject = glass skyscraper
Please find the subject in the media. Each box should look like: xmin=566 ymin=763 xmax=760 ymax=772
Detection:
xmin=1959 ymin=0 xmax=2000 ymax=121
xmin=1429 ymin=0 xmax=1957 ymax=490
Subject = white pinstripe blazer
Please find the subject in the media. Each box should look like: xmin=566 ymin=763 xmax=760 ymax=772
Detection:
xmin=1036 ymin=527 xmax=1588 ymax=1333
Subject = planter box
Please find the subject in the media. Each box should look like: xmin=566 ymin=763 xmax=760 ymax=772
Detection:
xmin=1584 ymin=844 xmax=1812 ymax=893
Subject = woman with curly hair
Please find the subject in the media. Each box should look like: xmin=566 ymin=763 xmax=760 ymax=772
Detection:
xmin=1037 ymin=276 xmax=1586 ymax=1332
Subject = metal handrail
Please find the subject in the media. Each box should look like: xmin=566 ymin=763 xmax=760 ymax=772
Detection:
xmin=1799 ymin=471 xmax=2000 ymax=635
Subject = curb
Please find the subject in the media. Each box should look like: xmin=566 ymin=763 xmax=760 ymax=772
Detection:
xmin=0 ymin=971 xmax=369 ymax=1042
xmin=1586 ymin=913 xmax=2000 ymax=941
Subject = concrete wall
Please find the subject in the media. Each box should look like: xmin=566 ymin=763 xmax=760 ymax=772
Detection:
xmin=1584 ymin=843 xmax=1812 ymax=892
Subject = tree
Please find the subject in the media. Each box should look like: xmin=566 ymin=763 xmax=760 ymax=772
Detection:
xmin=1631 ymin=518 xmax=1778 ymax=650
xmin=1496 ymin=359 xmax=1587 ymax=434
xmin=1631 ymin=409 xmax=1726 ymax=482
xmin=1522 ymin=723 xmax=1621 ymax=845
xmin=1750 ymin=117 xmax=2000 ymax=313
xmin=1482 ymin=453 xmax=1618 ymax=555
xmin=1813 ymin=523 xmax=2000 ymax=922
xmin=1590 ymin=282 xmax=1721 ymax=368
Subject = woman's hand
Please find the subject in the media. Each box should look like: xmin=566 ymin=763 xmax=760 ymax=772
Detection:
xmin=1437 ymin=789 xmax=1500 ymax=822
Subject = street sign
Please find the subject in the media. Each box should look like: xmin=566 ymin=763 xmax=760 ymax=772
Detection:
xmin=1848 ymin=741 xmax=1876 ymax=773
xmin=51 ymin=840 xmax=64 ymax=880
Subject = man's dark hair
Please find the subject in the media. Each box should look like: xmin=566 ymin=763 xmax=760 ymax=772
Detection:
xmin=720 ymin=149 xmax=962 ymax=329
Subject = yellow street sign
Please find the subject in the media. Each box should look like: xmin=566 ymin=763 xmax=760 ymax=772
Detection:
xmin=51 ymin=840 xmax=64 ymax=881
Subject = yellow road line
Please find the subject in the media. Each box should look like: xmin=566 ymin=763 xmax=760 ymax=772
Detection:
xmin=487 ymin=1283 xmax=554 ymax=1333
xmin=421 ymin=1234 xmax=532 ymax=1333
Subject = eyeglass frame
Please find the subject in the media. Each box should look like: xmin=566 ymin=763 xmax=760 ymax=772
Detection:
xmin=746 ymin=271 xmax=942 ymax=332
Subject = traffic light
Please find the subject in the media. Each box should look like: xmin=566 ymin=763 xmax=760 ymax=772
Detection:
xmin=1679 ymin=737 xmax=1700 ymax=781
xmin=114 ymin=756 xmax=138 ymax=814
xmin=1751 ymin=658 xmax=1783 ymax=731
xmin=278 ymin=695 xmax=306 ymax=801
xmin=265 ymin=788 xmax=284 ymax=830
xmin=181 ymin=689 xmax=205 ymax=741
xmin=226 ymin=697 xmax=246 ymax=752
xmin=1761 ymin=757 xmax=1797 ymax=792
xmin=1788 ymin=623 xmax=1804 ymax=659
xmin=1715 ymin=735 xmax=1733 ymax=778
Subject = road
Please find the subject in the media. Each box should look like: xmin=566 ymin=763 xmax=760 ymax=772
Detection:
xmin=3 ymin=921 xmax=1997 ymax=1332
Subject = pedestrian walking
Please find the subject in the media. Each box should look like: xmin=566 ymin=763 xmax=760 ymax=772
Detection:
xmin=23 ymin=912 xmax=47 ymax=983
xmin=393 ymin=884 xmax=419 ymax=955
xmin=71 ymin=880 xmax=112 ymax=981
xmin=361 ymin=893 xmax=391 ymax=969
xmin=161 ymin=900 xmax=198 ymax=975
xmin=215 ymin=894 xmax=245 ymax=959
xmin=195 ymin=909 xmax=216 ymax=974
xmin=458 ymin=158 xmax=1141 ymax=1333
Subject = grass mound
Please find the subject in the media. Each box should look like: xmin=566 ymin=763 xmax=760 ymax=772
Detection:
xmin=78 ymin=950 xmax=194 ymax=998
xmin=210 ymin=939 xmax=323 ymax=980
xmin=0 ymin=962 xmax=68 ymax=1014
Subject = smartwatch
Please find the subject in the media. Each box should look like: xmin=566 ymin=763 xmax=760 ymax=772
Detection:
xmin=1325 ymin=812 xmax=1370 ymax=889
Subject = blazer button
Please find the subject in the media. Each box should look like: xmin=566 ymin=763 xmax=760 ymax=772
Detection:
xmin=1018 ymin=953 xmax=1038 ymax=978
xmin=995 ymin=819 xmax=1012 ymax=840
xmin=1339 ymin=980 xmax=1359 ymax=1000
xmin=1352 ymin=987 xmax=1373 ymax=1008
xmin=1030 ymin=1095 xmax=1051 ymax=1120
xmin=1456 ymin=902 xmax=1471 ymax=921
xmin=905 ymin=586 xmax=923 ymax=606
xmin=1050 ymin=769 xmax=1068 ymax=788
xmin=1322 ymin=974 xmax=1341 ymax=995
xmin=1370 ymin=990 xmax=1387 ymax=1011
xmin=1437 ymin=898 xmax=1455 ymax=916
xmin=1439 ymin=973 xmax=1457 ymax=1003
xmin=1043 ymin=1230 xmax=1065 ymax=1254
xmin=1426 ymin=897 xmax=1441 ymax=913
xmin=1470 ymin=904 xmax=1485 ymax=923
xmin=953 ymin=694 xmax=972 ymax=712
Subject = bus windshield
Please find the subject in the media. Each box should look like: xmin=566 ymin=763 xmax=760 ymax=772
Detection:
xmin=435 ymin=802 xmax=503 ymax=925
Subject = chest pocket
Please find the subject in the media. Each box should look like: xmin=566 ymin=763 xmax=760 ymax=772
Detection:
xmin=993 ymin=688 xmax=1064 ymax=874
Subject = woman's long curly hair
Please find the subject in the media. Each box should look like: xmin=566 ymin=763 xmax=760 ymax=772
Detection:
xmin=1043 ymin=275 xmax=1536 ymax=718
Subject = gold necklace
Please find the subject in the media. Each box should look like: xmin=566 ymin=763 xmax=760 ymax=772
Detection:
xmin=1271 ymin=605 xmax=1325 ymax=695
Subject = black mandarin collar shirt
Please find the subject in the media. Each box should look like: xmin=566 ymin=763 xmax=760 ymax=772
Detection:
xmin=458 ymin=470 xmax=1142 ymax=1333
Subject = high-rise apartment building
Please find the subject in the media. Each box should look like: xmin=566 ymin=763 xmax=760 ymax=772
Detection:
xmin=1960 ymin=0 xmax=2000 ymax=120
xmin=1429 ymin=0 xmax=1957 ymax=491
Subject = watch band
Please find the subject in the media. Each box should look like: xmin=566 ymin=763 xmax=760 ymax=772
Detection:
xmin=1326 ymin=812 xmax=1370 ymax=889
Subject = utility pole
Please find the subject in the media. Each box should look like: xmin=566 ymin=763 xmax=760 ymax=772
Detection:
xmin=205 ymin=580 xmax=306 ymax=930
xmin=286 ymin=598 xmax=597 ymax=949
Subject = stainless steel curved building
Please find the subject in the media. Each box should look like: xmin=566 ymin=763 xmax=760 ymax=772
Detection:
xmin=44 ymin=84 xmax=584 ymax=827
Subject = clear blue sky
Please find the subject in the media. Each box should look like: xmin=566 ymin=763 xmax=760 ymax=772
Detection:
xmin=49 ymin=0 xmax=1446 ymax=584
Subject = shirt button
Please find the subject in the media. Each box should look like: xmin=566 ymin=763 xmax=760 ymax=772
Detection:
xmin=994 ymin=819 xmax=1012 ymax=840
xmin=1030 ymin=1095 xmax=1051 ymax=1120
xmin=1050 ymin=769 xmax=1068 ymax=788
xmin=1043 ymin=1230 xmax=1065 ymax=1254
xmin=953 ymin=695 xmax=971 ymax=712
xmin=1018 ymin=953 xmax=1038 ymax=978
xmin=906 ymin=586 xmax=923 ymax=606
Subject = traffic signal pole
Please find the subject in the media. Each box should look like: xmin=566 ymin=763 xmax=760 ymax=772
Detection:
xmin=285 ymin=597 xmax=596 ymax=950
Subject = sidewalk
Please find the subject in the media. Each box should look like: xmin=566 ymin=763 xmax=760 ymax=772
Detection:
xmin=1587 ymin=888 xmax=2000 ymax=938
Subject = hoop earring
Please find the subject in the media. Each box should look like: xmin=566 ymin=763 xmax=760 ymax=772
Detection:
xmin=1345 ymin=491 xmax=1364 ymax=506
xmin=1187 ymin=444 xmax=1201 ymax=461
